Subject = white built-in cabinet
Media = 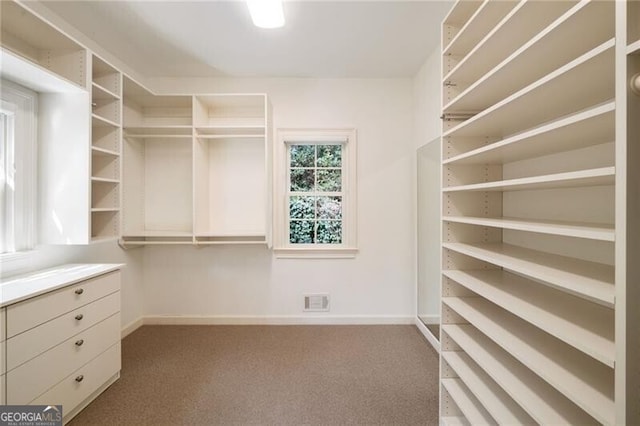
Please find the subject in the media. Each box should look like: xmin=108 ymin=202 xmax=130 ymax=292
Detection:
xmin=0 ymin=0 xmax=271 ymax=247
xmin=439 ymin=0 xmax=639 ymax=424
xmin=122 ymin=77 xmax=272 ymax=246
xmin=0 ymin=1 xmax=124 ymax=244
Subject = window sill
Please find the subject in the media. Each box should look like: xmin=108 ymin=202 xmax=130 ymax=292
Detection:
xmin=274 ymin=247 xmax=358 ymax=259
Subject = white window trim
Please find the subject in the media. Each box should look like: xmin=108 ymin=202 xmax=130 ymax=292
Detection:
xmin=0 ymin=79 xmax=38 ymax=262
xmin=274 ymin=128 xmax=357 ymax=258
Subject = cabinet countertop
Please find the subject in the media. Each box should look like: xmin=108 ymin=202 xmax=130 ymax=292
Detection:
xmin=0 ymin=264 xmax=124 ymax=307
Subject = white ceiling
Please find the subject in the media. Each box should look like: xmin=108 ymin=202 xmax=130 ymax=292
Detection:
xmin=39 ymin=0 xmax=452 ymax=79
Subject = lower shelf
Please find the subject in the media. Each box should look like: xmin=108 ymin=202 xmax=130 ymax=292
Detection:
xmin=442 ymin=378 xmax=495 ymax=425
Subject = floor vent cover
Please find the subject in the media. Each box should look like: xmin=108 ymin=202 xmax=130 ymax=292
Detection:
xmin=304 ymin=294 xmax=330 ymax=312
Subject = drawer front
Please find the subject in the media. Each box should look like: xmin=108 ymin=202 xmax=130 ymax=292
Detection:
xmin=7 ymin=313 xmax=120 ymax=405
xmin=7 ymin=292 xmax=120 ymax=372
xmin=31 ymin=343 xmax=121 ymax=413
xmin=7 ymin=271 xmax=120 ymax=338
xmin=0 ymin=374 xmax=5 ymax=405
xmin=0 ymin=341 xmax=5 ymax=375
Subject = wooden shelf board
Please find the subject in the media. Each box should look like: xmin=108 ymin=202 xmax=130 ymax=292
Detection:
xmin=92 ymin=82 xmax=120 ymax=101
xmin=91 ymin=146 xmax=120 ymax=157
xmin=442 ymin=0 xmax=483 ymax=37
xmin=91 ymin=208 xmax=119 ymax=213
xmin=628 ymin=39 xmax=640 ymax=55
xmin=91 ymin=177 xmax=119 ymax=184
xmin=90 ymin=236 xmax=119 ymax=244
xmin=443 ymin=269 xmax=614 ymax=365
xmin=443 ymin=215 xmax=614 ymax=241
xmin=443 ymin=298 xmax=614 ymax=424
xmin=443 ymin=351 xmax=534 ymax=425
xmin=122 ymin=230 xmax=192 ymax=238
xmin=196 ymin=134 xmax=264 ymax=140
xmin=0 ymin=48 xmax=85 ymax=94
xmin=444 ymin=1 xmax=614 ymax=113
xmin=443 ymin=324 xmax=598 ymax=425
xmin=441 ymin=378 xmax=495 ymax=425
xmin=443 ymin=167 xmax=615 ymax=193
xmin=92 ymin=114 xmax=120 ymax=129
xmin=443 ymin=1 xmax=575 ymax=88
xmin=444 ymin=102 xmax=615 ymax=165
xmin=443 ymin=1 xmax=516 ymax=58
xmin=442 ymin=242 xmax=614 ymax=307
xmin=444 ymin=40 xmax=615 ymax=139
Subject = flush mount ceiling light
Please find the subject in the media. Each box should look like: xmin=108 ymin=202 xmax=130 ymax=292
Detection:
xmin=246 ymin=0 xmax=285 ymax=29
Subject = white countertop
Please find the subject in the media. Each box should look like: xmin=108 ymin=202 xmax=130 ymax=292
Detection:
xmin=0 ymin=263 xmax=124 ymax=307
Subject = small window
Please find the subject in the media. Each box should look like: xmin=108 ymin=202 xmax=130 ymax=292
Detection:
xmin=1 ymin=80 xmax=37 ymax=256
xmin=275 ymin=129 xmax=357 ymax=257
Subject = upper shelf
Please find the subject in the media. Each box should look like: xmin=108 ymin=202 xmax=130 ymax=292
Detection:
xmin=441 ymin=0 xmax=483 ymax=50
xmin=442 ymin=241 xmax=615 ymax=307
xmin=193 ymin=94 xmax=266 ymax=128
xmin=0 ymin=1 xmax=87 ymax=89
xmin=444 ymin=1 xmax=614 ymax=114
xmin=444 ymin=40 xmax=615 ymax=139
xmin=443 ymin=1 xmax=517 ymax=59
xmin=443 ymin=323 xmax=598 ymax=425
xmin=444 ymin=102 xmax=614 ymax=165
xmin=443 ymin=1 xmax=576 ymax=87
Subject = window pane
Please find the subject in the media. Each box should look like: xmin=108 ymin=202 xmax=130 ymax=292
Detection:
xmin=289 ymin=220 xmax=315 ymax=244
xmin=317 ymin=145 xmax=341 ymax=167
xmin=290 ymin=169 xmax=315 ymax=192
xmin=317 ymin=196 xmax=342 ymax=220
xmin=317 ymin=169 xmax=341 ymax=192
xmin=290 ymin=145 xmax=315 ymax=167
xmin=317 ymin=221 xmax=342 ymax=244
xmin=289 ymin=195 xmax=315 ymax=219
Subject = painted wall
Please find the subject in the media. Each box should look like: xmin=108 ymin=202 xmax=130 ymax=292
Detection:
xmin=143 ymin=77 xmax=416 ymax=323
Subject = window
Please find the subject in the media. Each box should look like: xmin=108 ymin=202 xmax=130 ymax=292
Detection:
xmin=275 ymin=129 xmax=357 ymax=257
xmin=0 ymin=80 xmax=37 ymax=256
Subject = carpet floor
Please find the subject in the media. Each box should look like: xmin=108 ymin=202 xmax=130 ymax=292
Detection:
xmin=69 ymin=325 xmax=440 ymax=426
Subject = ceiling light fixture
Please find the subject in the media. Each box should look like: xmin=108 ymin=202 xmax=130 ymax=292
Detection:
xmin=246 ymin=0 xmax=285 ymax=29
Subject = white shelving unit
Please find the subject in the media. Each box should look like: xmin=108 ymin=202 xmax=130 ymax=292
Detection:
xmin=438 ymin=1 xmax=639 ymax=424
xmin=90 ymin=54 xmax=122 ymax=242
xmin=121 ymin=77 xmax=194 ymax=244
xmin=193 ymin=95 xmax=271 ymax=245
xmin=121 ymin=82 xmax=272 ymax=246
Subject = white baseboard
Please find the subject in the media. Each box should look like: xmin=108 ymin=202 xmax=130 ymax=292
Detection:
xmin=142 ymin=315 xmax=415 ymax=326
xmin=121 ymin=316 xmax=144 ymax=338
xmin=416 ymin=317 xmax=440 ymax=352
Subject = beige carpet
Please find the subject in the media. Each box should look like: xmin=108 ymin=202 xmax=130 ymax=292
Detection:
xmin=70 ymin=325 xmax=440 ymax=425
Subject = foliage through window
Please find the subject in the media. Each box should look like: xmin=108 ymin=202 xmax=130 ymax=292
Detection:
xmin=288 ymin=144 xmax=343 ymax=244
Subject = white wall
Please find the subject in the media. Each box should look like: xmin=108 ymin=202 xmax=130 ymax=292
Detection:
xmin=143 ymin=77 xmax=416 ymax=323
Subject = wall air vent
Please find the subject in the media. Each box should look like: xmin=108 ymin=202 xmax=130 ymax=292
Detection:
xmin=304 ymin=294 xmax=330 ymax=312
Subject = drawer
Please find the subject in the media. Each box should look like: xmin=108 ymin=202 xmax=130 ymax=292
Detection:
xmin=31 ymin=343 xmax=120 ymax=413
xmin=7 ymin=271 xmax=120 ymax=338
xmin=7 ymin=313 xmax=120 ymax=405
xmin=7 ymin=292 xmax=120 ymax=372
xmin=0 ymin=374 xmax=5 ymax=405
